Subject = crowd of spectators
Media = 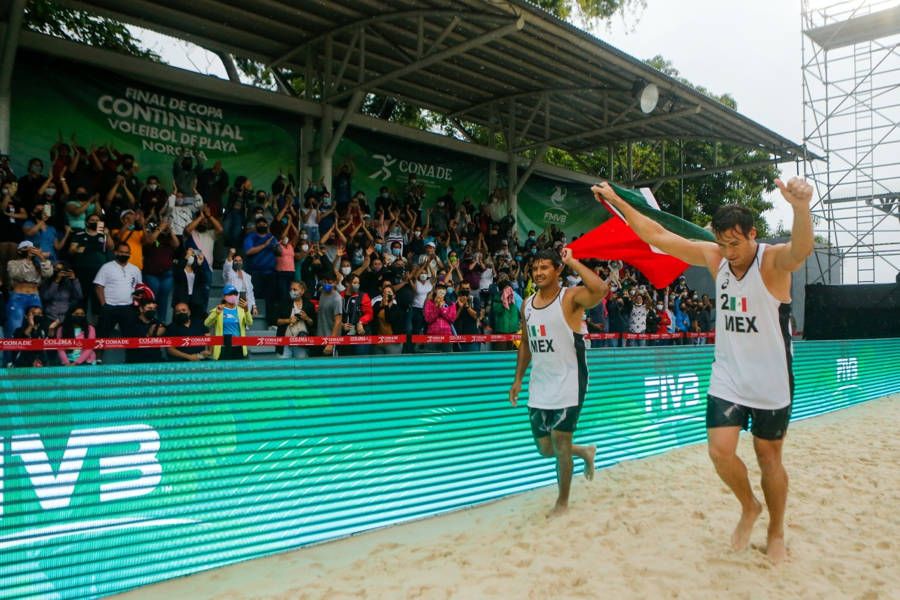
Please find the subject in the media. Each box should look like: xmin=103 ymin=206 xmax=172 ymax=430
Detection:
xmin=0 ymin=142 xmax=714 ymax=367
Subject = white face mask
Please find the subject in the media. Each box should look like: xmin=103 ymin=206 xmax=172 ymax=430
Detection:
xmin=301 ymin=244 xmax=309 ymax=252
xmin=186 ymin=255 xmax=195 ymax=266
xmin=341 ymin=266 xmax=352 ymax=275
xmin=419 ymin=274 xmax=428 ymax=282
xmin=657 ymin=304 xmax=663 ymax=311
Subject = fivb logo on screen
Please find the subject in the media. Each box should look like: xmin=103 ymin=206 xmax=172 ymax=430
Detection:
xmin=835 ymin=357 xmax=858 ymax=382
xmin=0 ymin=424 xmax=161 ymax=517
xmin=643 ymin=373 xmax=700 ymax=413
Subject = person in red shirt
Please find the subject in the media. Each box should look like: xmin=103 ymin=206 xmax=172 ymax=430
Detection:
xmin=340 ymin=274 xmax=373 ymax=356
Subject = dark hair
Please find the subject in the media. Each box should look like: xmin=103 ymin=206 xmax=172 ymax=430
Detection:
xmin=533 ymin=249 xmax=562 ymax=268
xmin=711 ymin=205 xmax=755 ymax=237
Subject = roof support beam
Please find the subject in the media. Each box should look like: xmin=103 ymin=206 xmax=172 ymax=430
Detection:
xmin=324 ymin=91 xmax=365 ymax=158
xmin=514 ymin=145 xmax=548 ymax=196
xmin=447 ymin=86 xmax=612 ymax=119
xmin=514 ymin=106 xmax=702 ymax=153
xmin=629 ymin=156 xmax=786 ymax=187
xmin=326 ymin=17 xmax=524 ymax=103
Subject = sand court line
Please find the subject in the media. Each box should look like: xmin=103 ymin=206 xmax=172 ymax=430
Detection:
xmin=118 ymin=395 xmax=899 ymax=600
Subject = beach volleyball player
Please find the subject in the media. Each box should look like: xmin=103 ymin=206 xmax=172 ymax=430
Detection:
xmin=509 ymin=248 xmax=609 ymax=516
xmin=592 ymin=178 xmax=814 ymax=563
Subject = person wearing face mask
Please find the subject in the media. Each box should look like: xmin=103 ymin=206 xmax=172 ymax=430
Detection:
xmin=409 ymin=261 xmax=433 ymax=344
xmin=196 ymin=160 xmax=229 ymax=218
xmin=277 ymin=281 xmax=316 ymax=359
xmin=423 ymin=282 xmax=457 ymax=352
xmin=5 ymin=241 xmax=54 ymax=341
xmin=339 ymin=274 xmax=373 ymax=355
xmin=69 ymin=214 xmax=112 ymax=315
xmin=56 ymin=305 xmax=97 ymax=366
xmin=314 ymin=274 xmax=343 ymax=357
xmin=223 ymin=248 xmax=258 ymax=317
xmin=40 ymin=261 xmax=83 ymax=323
xmin=172 ymin=149 xmax=204 ymax=202
xmin=123 ymin=299 xmax=166 ymax=363
xmin=165 ymin=302 xmax=210 ymax=361
xmin=653 ymin=299 xmax=673 ymax=346
xmin=17 ymin=158 xmax=46 ymax=207
xmin=93 ymin=242 xmax=142 ymax=345
xmin=22 ymin=201 xmax=68 ymax=262
xmin=111 ymin=209 xmax=145 ymax=270
xmin=205 ymin=284 xmax=253 ymax=360
xmin=172 ymin=249 xmax=209 ymax=319
xmin=64 ymin=186 xmax=99 ymax=231
xmin=243 ymin=216 xmax=279 ymax=326
xmin=11 ymin=305 xmax=58 ymax=368
xmin=140 ymin=176 xmax=169 ymax=221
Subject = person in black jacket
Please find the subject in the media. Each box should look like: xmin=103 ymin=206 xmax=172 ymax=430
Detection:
xmin=124 ymin=298 xmax=165 ymax=363
xmin=276 ymin=280 xmax=316 ymax=358
xmin=171 ymin=249 xmax=209 ymax=318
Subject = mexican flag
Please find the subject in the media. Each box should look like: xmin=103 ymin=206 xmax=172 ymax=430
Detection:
xmin=567 ymin=183 xmax=715 ymax=288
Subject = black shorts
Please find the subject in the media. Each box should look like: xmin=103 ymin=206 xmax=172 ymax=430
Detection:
xmin=706 ymin=395 xmax=792 ymax=441
xmin=529 ymin=405 xmax=581 ymax=438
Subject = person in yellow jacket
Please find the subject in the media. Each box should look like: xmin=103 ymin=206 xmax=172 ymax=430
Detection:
xmin=205 ymin=283 xmax=253 ymax=360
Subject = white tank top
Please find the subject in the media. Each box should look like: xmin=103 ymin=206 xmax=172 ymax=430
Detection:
xmin=524 ymin=288 xmax=588 ymax=409
xmin=707 ymin=244 xmax=793 ymax=409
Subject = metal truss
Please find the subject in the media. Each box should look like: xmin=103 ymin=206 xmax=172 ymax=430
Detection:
xmin=802 ymin=0 xmax=900 ymax=284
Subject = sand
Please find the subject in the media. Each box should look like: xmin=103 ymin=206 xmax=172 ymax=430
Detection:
xmin=119 ymin=396 xmax=899 ymax=600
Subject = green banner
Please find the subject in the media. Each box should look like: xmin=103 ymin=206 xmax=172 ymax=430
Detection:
xmin=517 ymin=172 xmax=601 ymax=239
xmin=333 ymin=128 xmax=488 ymax=205
xmin=0 ymin=339 xmax=897 ymax=599
xmin=9 ymin=51 xmax=299 ymax=190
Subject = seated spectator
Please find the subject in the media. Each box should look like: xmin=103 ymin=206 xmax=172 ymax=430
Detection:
xmin=276 ymin=280 xmax=316 ymax=359
xmin=223 ymin=249 xmax=258 ymax=316
xmin=166 ymin=302 xmax=210 ymax=361
xmin=205 ymin=284 xmax=252 ymax=360
xmin=40 ymin=261 xmax=83 ymax=322
xmin=10 ymin=305 xmax=58 ymax=367
xmin=56 ymin=305 xmax=97 ymax=366
xmin=5 ymin=241 xmax=53 ymax=336
xmin=172 ymin=248 xmax=209 ymax=319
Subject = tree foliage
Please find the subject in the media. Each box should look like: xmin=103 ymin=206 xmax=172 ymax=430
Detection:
xmin=23 ymin=0 xmax=159 ymax=61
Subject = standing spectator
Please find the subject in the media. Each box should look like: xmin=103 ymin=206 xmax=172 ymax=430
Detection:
xmin=166 ymin=302 xmax=210 ymax=361
xmin=196 ymin=160 xmax=229 ymax=217
xmin=167 ymin=190 xmax=202 ymax=238
xmin=340 ymin=274 xmax=373 ymax=355
xmin=276 ymin=280 xmax=315 ymax=359
xmin=333 ymin=162 xmax=354 ymax=210
xmin=23 ymin=200 xmax=69 ymax=262
xmin=184 ymin=205 xmax=221 ymax=308
xmin=56 ymin=305 xmax=96 ymax=366
xmin=10 ymin=305 xmax=57 ymax=367
xmin=223 ymin=249 xmax=258 ymax=317
xmin=423 ymin=282 xmax=457 ymax=353
xmin=606 ymin=287 xmax=628 ymax=347
xmin=171 ymin=249 xmax=209 ymax=319
xmin=205 ymin=284 xmax=252 ymax=360
xmin=5 ymin=241 xmax=53 ymax=336
xmin=490 ymin=280 xmax=519 ymax=351
xmin=173 ymin=150 xmax=203 ymax=198
xmin=223 ymin=176 xmax=252 ymax=249
xmin=40 ymin=262 xmax=83 ymax=322
xmin=372 ymin=278 xmax=404 ymax=354
xmin=65 ymin=187 xmax=100 ymax=232
xmin=316 ymin=274 xmax=343 ymax=357
xmin=124 ymin=298 xmax=165 ymax=364
xmin=93 ymin=242 xmax=141 ymax=340
xmin=273 ymin=221 xmax=298 ymax=321
xmin=452 ymin=281 xmax=482 ymax=352
xmin=410 ymin=262 xmax=433 ymax=342
xmin=69 ymin=213 xmax=112 ymax=316
xmin=142 ymin=219 xmax=179 ymax=323
xmin=104 ymin=175 xmax=136 ymax=230
xmin=1 ymin=181 xmax=27 ymax=245
xmin=140 ymin=176 xmax=169 ymax=222
xmin=243 ymin=217 xmax=279 ymax=325
xmin=17 ymin=158 xmax=46 ymax=208
xmin=585 ymin=297 xmax=609 ymax=348
xmin=112 ymin=209 xmax=145 ymax=270
xmin=626 ymin=291 xmax=649 ymax=347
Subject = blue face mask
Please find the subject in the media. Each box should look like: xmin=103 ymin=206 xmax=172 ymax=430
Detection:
xmin=322 ymin=283 xmax=334 ymax=293
xmin=374 ymin=243 xmax=383 ymax=253
xmin=391 ymin=248 xmax=401 ymax=257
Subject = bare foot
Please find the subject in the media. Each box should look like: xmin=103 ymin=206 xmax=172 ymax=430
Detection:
xmin=547 ymin=502 xmax=568 ymax=518
xmin=766 ymin=534 xmax=787 ymax=564
xmin=731 ymin=499 xmax=762 ymax=551
xmin=584 ymin=445 xmax=596 ymax=481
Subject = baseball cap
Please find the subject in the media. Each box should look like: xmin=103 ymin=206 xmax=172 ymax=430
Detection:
xmin=425 ymin=241 xmax=436 ymax=248
xmin=17 ymin=240 xmax=34 ymax=251
xmin=223 ymin=284 xmax=238 ymax=295
xmin=120 ymin=209 xmax=135 ymax=220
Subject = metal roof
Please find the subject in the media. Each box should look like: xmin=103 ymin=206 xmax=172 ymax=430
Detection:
xmin=43 ymin=0 xmax=806 ymax=164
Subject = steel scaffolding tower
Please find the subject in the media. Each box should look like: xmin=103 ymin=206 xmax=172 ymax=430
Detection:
xmin=802 ymin=0 xmax=900 ymax=283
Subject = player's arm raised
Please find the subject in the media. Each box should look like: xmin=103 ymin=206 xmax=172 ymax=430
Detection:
xmin=592 ymin=182 xmax=720 ymax=270
xmin=770 ymin=177 xmax=814 ymax=273
xmin=561 ymin=247 xmax=608 ymax=309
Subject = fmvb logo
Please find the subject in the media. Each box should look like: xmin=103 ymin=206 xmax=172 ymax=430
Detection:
xmin=644 ymin=373 xmax=700 ymax=413
xmin=0 ymin=424 xmax=161 ymax=517
xmin=543 ymin=186 xmax=569 ymax=225
xmin=836 ymin=357 xmax=858 ymax=382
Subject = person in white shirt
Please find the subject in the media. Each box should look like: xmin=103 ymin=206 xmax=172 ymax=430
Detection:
xmin=93 ymin=242 xmax=142 ymax=339
xmin=593 ymin=178 xmax=814 ymax=564
xmin=223 ymin=248 xmax=258 ymax=316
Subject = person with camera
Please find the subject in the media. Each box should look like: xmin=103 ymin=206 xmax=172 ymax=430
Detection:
xmin=69 ymin=213 xmax=112 ymax=316
xmin=41 ymin=261 xmax=83 ymax=322
xmin=276 ymin=280 xmax=316 ymax=359
xmin=22 ymin=200 xmax=69 ymax=262
xmin=371 ymin=278 xmax=404 ymax=355
xmin=223 ymin=248 xmax=258 ymax=317
xmin=142 ymin=216 xmax=180 ymax=323
xmin=10 ymin=305 xmax=58 ymax=368
xmin=5 ymin=240 xmax=53 ymax=337
xmin=205 ymin=284 xmax=253 ymax=360
xmin=453 ymin=281 xmax=482 ymax=352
